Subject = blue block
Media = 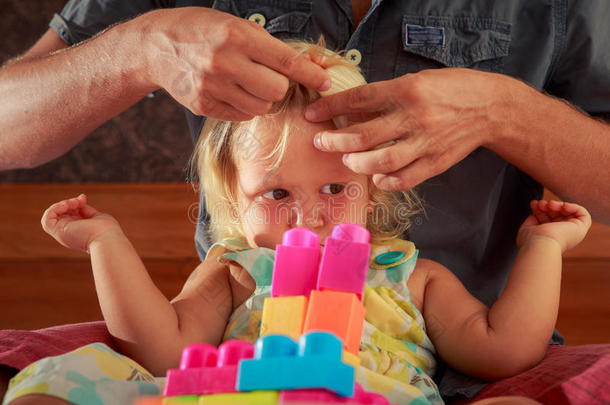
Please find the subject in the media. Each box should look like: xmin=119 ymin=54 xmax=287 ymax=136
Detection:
xmin=237 ymin=332 xmax=355 ymax=397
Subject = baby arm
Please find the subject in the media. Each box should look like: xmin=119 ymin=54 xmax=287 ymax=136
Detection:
xmin=421 ymin=200 xmax=591 ymax=380
xmin=41 ymin=194 xmax=236 ymax=376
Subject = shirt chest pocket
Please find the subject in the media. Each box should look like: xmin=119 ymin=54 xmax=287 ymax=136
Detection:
xmin=212 ymin=0 xmax=312 ymax=40
xmin=394 ymin=15 xmax=512 ymax=77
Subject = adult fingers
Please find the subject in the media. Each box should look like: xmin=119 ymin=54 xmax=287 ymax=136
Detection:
xmin=237 ymin=58 xmax=291 ymax=103
xmin=208 ymin=78 xmax=272 ymax=116
xmin=372 ymin=157 xmax=437 ymax=191
xmin=247 ymin=29 xmax=330 ymax=92
xmin=314 ymin=112 xmax=421 ymax=153
xmin=188 ymin=91 xmax=254 ymax=122
xmin=304 ymin=81 xmax=392 ymax=122
xmin=342 ymin=135 xmax=427 ymax=175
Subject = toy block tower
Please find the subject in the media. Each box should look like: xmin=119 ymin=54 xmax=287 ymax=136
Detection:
xmin=260 ymin=228 xmax=320 ymax=339
xmin=261 ymin=223 xmax=370 ymax=355
xmin=152 ymin=223 xmax=384 ymax=405
xmin=302 ymin=223 xmax=370 ymax=355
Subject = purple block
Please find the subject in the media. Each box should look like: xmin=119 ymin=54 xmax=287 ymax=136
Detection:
xmin=279 ymin=383 xmax=391 ymax=404
xmin=164 ymin=340 xmax=254 ymax=397
xmin=317 ymin=224 xmax=371 ymax=300
xmin=271 ymin=228 xmax=321 ymax=297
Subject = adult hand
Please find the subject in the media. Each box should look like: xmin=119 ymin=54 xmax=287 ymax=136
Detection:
xmin=136 ymin=7 xmax=330 ymax=121
xmin=304 ymin=68 xmax=516 ymax=191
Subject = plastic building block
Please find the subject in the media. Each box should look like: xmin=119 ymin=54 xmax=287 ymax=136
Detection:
xmin=271 ymin=228 xmax=321 ymax=297
xmin=163 ymin=396 xmax=200 ymax=404
xmin=237 ymin=332 xmax=355 ymax=397
xmin=164 ymin=340 xmax=254 ymax=397
xmin=199 ymin=391 xmax=279 ymax=405
xmin=260 ymin=296 xmax=308 ymax=340
xmin=342 ymin=350 xmax=361 ymax=375
xmin=134 ymin=397 xmax=164 ymax=405
xmin=303 ymin=290 xmax=365 ymax=355
xmin=317 ymin=224 xmax=371 ymax=299
xmin=279 ymin=383 xmax=390 ymax=404
xmin=135 ymin=398 xmax=199 ymax=405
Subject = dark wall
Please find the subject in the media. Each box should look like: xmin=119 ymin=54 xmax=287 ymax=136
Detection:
xmin=0 ymin=0 xmax=192 ymax=182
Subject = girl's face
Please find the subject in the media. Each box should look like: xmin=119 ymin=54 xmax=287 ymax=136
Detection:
xmin=234 ymin=110 xmax=371 ymax=249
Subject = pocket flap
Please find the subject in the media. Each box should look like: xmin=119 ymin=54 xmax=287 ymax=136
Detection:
xmin=401 ymin=15 xmax=511 ymax=67
xmin=256 ymin=11 xmax=310 ymax=34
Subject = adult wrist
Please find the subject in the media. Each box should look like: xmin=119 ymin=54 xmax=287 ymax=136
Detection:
xmin=483 ymin=74 xmax=535 ymax=153
xmin=110 ymin=12 xmax=161 ymax=96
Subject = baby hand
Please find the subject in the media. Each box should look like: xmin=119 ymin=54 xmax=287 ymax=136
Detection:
xmin=517 ymin=200 xmax=592 ymax=253
xmin=41 ymin=194 xmax=121 ymax=253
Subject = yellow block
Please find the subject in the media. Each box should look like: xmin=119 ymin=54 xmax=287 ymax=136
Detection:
xmin=260 ymin=296 xmax=308 ymax=340
xmin=199 ymin=391 xmax=278 ymax=405
xmin=163 ymin=396 xmax=199 ymax=404
xmin=342 ymin=350 xmax=361 ymax=377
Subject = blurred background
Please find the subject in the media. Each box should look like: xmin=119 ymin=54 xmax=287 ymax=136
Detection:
xmin=0 ymin=0 xmax=193 ymax=182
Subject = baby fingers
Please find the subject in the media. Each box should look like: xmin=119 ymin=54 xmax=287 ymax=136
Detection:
xmin=530 ymin=200 xmax=553 ymax=223
xmin=42 ymin=195 xmax=86 ymax=225
xmin=78 ymin=202 xmax=100 ymax=219
xmin=531 ymin=199 xmax=591 ymax=224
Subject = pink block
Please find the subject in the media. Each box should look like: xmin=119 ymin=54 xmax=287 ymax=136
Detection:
xmin=164 ymin=340 xmax=254 ymax=397
xmin=317 ymin=224 xmax=371 ymax=300
xmin=272 ymin=228 xmax=321 ymax=297
xmin=279 ymin=383 xmax=391 ymax=404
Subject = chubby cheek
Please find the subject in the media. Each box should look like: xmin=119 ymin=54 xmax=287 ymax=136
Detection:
xmin=325 ymin=196 xmax=369 ymax=226
xmin=239 ymin=201 xmax=291 ymax=249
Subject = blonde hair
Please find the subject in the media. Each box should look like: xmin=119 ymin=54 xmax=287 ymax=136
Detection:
xmin=190 ymin=39 xmax=422 ymax=244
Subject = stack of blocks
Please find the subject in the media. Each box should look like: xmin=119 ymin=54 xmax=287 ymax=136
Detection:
xmin=136 ymin=223 xmax=391 ymax=405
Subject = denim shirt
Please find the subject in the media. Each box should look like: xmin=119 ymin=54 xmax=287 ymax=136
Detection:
xmin=49 ymin=0 xmax=610 ymax=398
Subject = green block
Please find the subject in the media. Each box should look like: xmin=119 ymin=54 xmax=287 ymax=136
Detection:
xmin=199 ymin=391 xmax=278 ymax=405
xmin=163 ymin=396 xmax=200 ymax=404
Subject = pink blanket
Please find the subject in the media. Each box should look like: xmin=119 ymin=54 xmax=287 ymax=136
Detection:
xmin=0 ymin=321 xmax=114 ymax=370
xmin=1 ymin=323 xmax=608 ymax=404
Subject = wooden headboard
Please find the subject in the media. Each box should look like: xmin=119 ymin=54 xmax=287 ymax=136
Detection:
xmin=0 ymin=184 xmax=608 ymax=344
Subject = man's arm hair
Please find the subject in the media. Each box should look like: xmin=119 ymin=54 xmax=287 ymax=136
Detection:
xmin=0 ymin=21 xmax=155 ymax=170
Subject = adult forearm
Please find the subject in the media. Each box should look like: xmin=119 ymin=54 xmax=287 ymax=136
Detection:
xmin=488 ymin=80 xmax=610 ymax=223
xmin=89 ymin=230 xmax=184 ymax=375
xmin=0 ymin=20 xmax=156 ymax=170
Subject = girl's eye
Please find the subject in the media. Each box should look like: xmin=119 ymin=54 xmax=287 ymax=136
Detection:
xmin=262 ymin=189 xmax=290 ymax=200
xmin=321 ymin=184 xmax=344 ymax=195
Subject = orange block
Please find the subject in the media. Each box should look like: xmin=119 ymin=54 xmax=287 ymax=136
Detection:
xmin=133 ymin=397 xmax=163 ymax=405
xmin=303 ymin=290 xmax=365 ymax=355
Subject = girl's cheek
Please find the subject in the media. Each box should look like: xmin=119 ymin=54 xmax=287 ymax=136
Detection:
xmin=241 ymin=200 xmax=290 ymax=238
xmin=326 ymin=196 xmax=367 ymax=225
xmin=242 ymin=201 xmax=271 ymax=228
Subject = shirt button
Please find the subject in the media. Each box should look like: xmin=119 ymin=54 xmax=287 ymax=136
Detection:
xmin=374 ymin=251 xmax=405 ymax=265
xmin=345 ymin=49 xmax=362 ymax=66
xmin=248 ymin=13 xmax=266 ymax=28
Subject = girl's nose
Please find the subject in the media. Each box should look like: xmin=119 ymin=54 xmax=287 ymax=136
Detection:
xmin=289 ymin=202 xmax=325 ymax=230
